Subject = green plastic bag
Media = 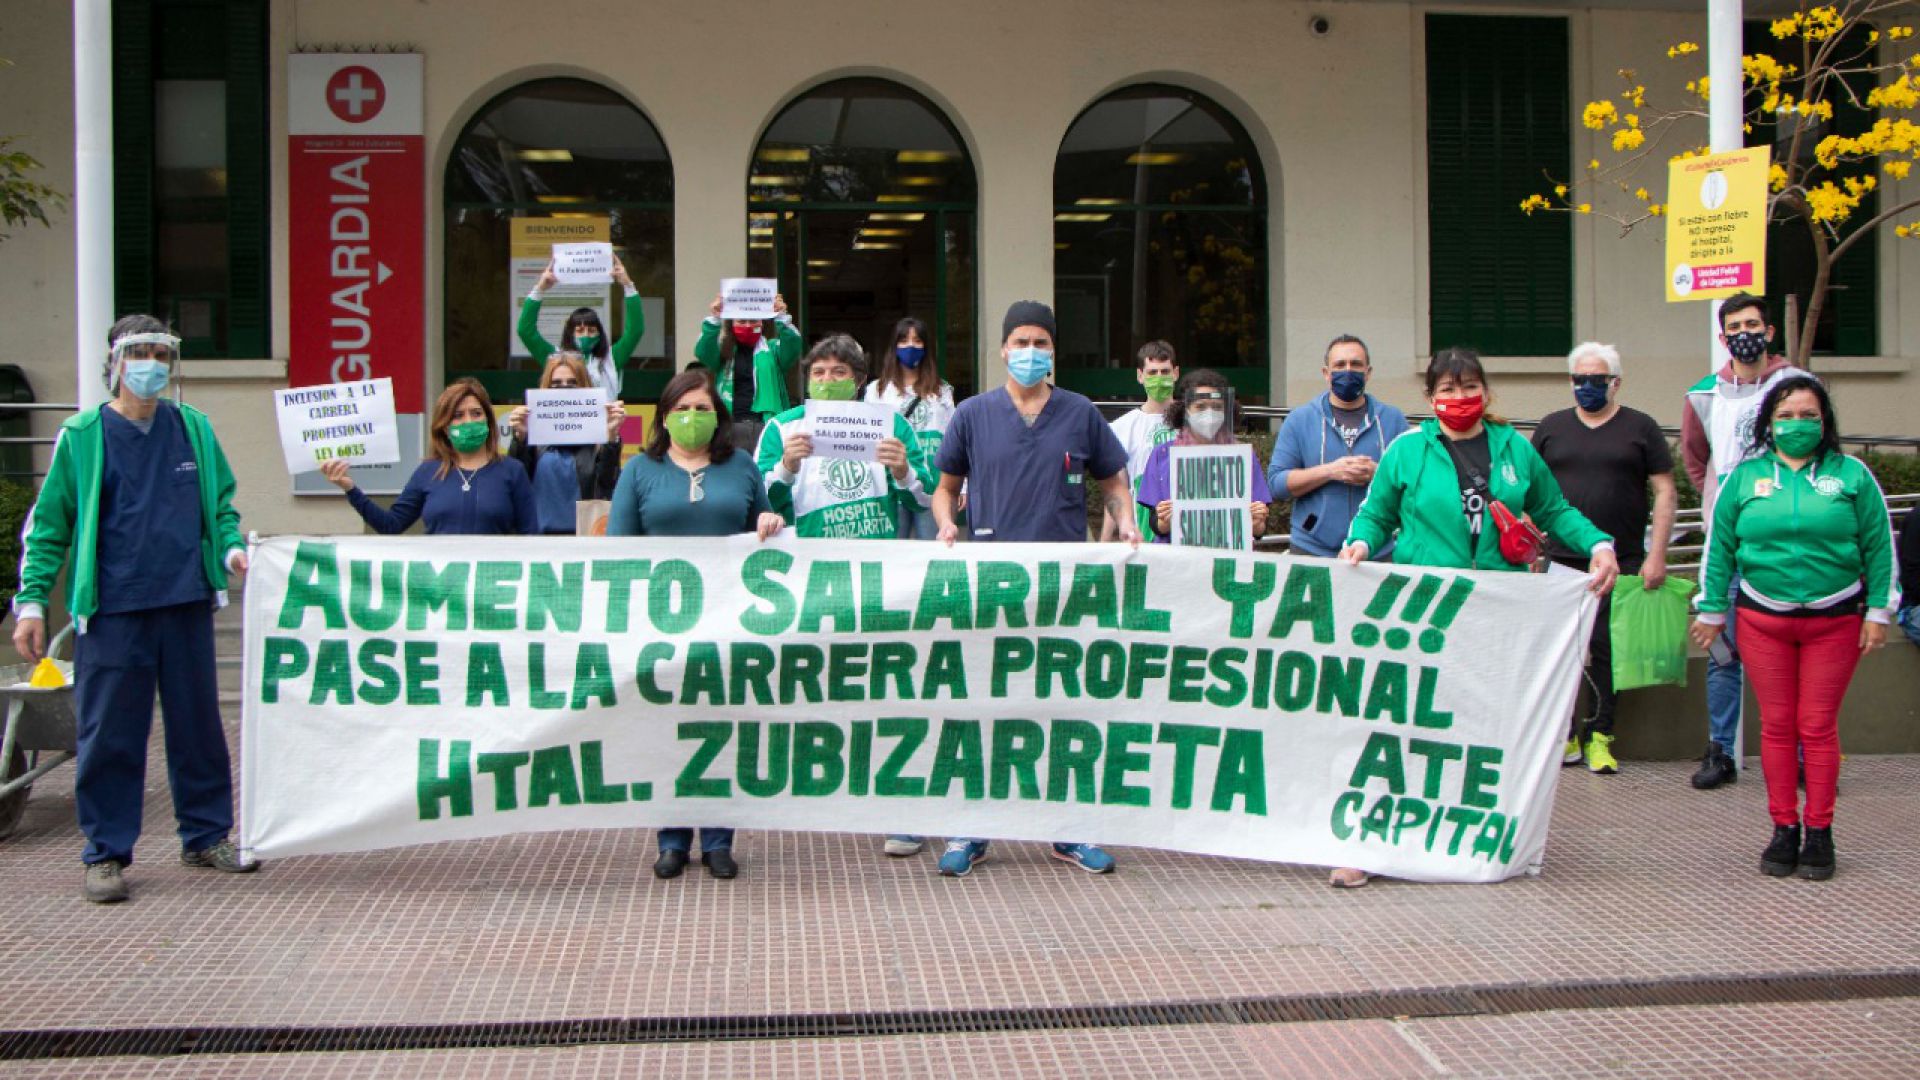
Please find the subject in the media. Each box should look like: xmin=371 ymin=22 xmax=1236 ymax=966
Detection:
xmin=1610 ymin=575 xmax=1699 ymax=691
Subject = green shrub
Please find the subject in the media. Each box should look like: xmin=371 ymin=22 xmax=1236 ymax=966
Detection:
xmin=0 ymin=479 xmax=33 ymax=609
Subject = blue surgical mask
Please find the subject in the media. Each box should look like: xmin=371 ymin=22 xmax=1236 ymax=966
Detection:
xmin=895 ymin=344 xmax=926 ymax=369
xmin=122 ymin=359 xmax=171 ymax=400
xmin=1573 ymin=381 xmax=1611 ymax=412
xmin=1330 ymin=370 xmax=1367 ymax=403
xmin=1008 ymin=347 xmax=1053 ymax=388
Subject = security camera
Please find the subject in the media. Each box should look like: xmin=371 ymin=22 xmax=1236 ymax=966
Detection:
xmin=1309 ymin=15 xmax=1332 ymax=36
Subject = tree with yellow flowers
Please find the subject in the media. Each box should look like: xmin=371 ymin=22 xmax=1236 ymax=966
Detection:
xmin=1522 ymin=1 xmax=1918 ymax=365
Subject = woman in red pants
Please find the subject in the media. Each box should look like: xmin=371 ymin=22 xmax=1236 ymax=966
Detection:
xmin=1690 ymin=376 xmax=1897 ymax=881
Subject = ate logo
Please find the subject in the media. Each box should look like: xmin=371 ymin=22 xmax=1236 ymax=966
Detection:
xmin=325 ymin=65 xmax=385 ymax=124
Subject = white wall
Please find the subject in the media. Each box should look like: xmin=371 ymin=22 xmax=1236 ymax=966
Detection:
xmin=1 ymin=0 xmax=1913 ymax=535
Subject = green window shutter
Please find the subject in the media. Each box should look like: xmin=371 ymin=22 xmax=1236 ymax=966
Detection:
xmin=223 ymin=0 xmax=270 ymax=358
xmin=1426 ymin=14 xmax=1571 ymax=356
xmin=111 ymin=0 xmax=155 ymax=321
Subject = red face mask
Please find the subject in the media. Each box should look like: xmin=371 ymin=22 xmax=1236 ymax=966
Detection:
xmin=1432 ymin=394 xmax=1485 ymax=432
xmin=731 ymin=325 xmax=762 ymax=346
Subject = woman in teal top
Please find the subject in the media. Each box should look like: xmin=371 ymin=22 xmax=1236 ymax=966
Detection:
xmin=1334 ymin=347 xmax=1617 ymax=890
xmin=608 ymin=368 xmax=784 ymax=882
xmin=515 ymin=256 xmax=644 ymax=396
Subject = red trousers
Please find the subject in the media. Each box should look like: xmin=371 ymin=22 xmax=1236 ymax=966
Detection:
xmin=1735 ymin=608 xmax=1863 ymax=829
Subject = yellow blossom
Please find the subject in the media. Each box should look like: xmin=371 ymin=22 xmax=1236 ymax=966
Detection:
xmin=1582 ymin=100 xmax=1619 ymax=129
xmin=1649 ymin=204 xmax=1665 ymax=216
xmin=1805 ymin=180 xmax=1863 ymax=223
xmin=1612 ymin=127 xmax=1646 ymax=152
xmin=1519 ymin=194 xmax=1553 ymax=215
xmin=1554 ymin=184 xmax=1568 ymax=197
xmin=1622 ymin=84 xmax=1646 ymax=107
xmin=1577 ymin=203 xmax=1592 ymax=214
xmin=1867 ymin=76 xmax=1919 ymax=111
xmin=1588 ymin=158 xmax=1601 ymax=171
xmin=1668 ymin=41 xmax=1700 ymax=58
xmin=1770 ymin=16 xmax=1800 ymax=38
xmin=1887 ymin=160 xmax=1913 ymax=180
xmin=1769 ymin=163 xmax=1790 ymax=191
xmin=1634 ymin=187 xmax=1650 ymax=201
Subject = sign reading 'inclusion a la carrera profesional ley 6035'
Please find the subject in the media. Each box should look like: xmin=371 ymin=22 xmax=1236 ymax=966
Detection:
xmin=241 ymin=537 xmax=1596 ymax=883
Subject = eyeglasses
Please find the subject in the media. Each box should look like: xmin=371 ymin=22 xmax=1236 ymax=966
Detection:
xmin=1570 ymin=374 xmax=1615 ymax=389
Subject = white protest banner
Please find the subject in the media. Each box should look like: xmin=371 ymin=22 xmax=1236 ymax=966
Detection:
xmin=240 ymin=536 xmax=1595 ymax=882
xmin=527 ymin=387 xmax=611 ymax=446
xmin=274 ymin=378 xmax=402 ymax=475
xmin=720 ymin=277 xmax=777 ymax=320
xmin=803 ymin=400 xmax=891 ymax=462
xmin=552 ymin=242 xmax=614 ymax=286
xmin=1171 ymin=444 xmax=1255 ymax=551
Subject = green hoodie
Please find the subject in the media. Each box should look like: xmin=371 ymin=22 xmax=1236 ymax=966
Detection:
xmin=1699 ymin=449 xmax=1897 ymax=620
xmin=13 ymin=403 xmax=245 ymax=626
xmin=693 ymin=316 xmax=804 ymax=418
xmin=1346 ymin=420 xmax=1610 ymax=570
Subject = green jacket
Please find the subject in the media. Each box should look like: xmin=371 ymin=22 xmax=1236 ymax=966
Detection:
xmin=693 ymin=316 xmax=803 ymax=419
xmin=516 ymin=290 xmax=645 ymax=393
xmin=13 ymin=403 xmax=245 ymax=625
xmin=1699 ymin=450 xmax=1897 ymax=619
xmin=755 ymin=403 xmax=935 ymax=538
xmin=1346 ymin=420 xmax=1610 ymax=571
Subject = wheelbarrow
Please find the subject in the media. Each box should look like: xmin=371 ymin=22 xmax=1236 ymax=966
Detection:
xmin=0 ymin=625 xmax=76 ymax=840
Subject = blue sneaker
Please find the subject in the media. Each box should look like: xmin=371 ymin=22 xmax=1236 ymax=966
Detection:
xmin=1051 ymin=842 xmax=1116 ymax=873
xmin=937 ymin=839 xmax=989 ymax=876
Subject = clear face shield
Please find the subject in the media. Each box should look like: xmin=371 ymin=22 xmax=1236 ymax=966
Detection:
xmin=1184 ymin=385 xmax=1234 ymax=441
xmin=105 ymin=332 xmax=182 ymax=398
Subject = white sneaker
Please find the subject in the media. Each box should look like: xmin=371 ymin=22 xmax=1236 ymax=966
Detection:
xmin=883 ymin=835 xmax=925 ymax=857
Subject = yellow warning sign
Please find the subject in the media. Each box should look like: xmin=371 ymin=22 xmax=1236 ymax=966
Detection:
xmin=1665 ymin=147 xmax=1769 ymax=302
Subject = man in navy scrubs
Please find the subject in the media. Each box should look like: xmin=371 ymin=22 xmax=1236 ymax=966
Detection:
xmin=929 ymin=300 xmax=1137 ymax=878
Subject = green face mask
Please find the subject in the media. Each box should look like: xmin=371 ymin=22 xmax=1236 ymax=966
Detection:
xmin=574 ymin=333 xmax=601 ymax=354
xmin=1773 ymin=418 xmax=1823 ymax=458
xmin=448 ymin=421 xmax=491 ymax=454
xmin=666 ymin=409 xmax=718 ymax=450
xmin=1142 ymin=374 xmax=1177 ymax=403
xmin=809 ymin=378 xmax=858 ymax=401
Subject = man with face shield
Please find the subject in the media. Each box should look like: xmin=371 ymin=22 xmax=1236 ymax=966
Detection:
xmin=10 ymin=315 xmax=256 ymax=903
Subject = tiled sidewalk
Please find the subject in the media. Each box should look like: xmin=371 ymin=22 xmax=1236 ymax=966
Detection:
xmin=2 ymin=729 xmax=1916 ymax=1076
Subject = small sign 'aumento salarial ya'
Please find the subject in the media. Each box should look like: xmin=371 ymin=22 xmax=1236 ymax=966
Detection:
xmin=1170 ymin=444 xmax=1256 ymax=551
xmin=274 ymin=378 xmax=401 ymax=475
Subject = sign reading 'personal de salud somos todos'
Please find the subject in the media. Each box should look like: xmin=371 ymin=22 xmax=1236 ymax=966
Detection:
xmin=288 ymin=53 xmax=426 ymax=413
xmin=274 ymin=378 xmax=402 ymax=474
xmin=1665 ymin=146 xmax=1770 ymax=303
xmin=241 ymin=537 xmax=1596 ymax=883
xmin=803 ymin=400 xmax=892 ymax=462
xmin=526 ymin=387 xmax=611 ymax=447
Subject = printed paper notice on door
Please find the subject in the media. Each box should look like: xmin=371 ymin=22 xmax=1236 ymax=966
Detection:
xmin=803 ymin=400 xmax=891 ymax=462
xmin=527 ymin=387 xmax=612 ymax=446
xmin=1170 ymin=443 xmax=1255 ymax=550
xmin=720 ymin=278 xmax=778 ymax=320
xmin=275 ymin=378 xmax=402 ymax=475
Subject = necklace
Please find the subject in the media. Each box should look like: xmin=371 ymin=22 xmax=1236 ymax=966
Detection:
xmin=457 ymin=464 xmax=479 ymax=491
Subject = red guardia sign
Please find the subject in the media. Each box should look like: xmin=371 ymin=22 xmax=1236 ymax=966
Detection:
xmin=289 ymin=55 xmax=425 ymax=412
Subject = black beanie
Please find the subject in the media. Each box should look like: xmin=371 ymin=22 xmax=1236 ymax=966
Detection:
xmin=1001 ymin=300 xmax=1057 ymax=343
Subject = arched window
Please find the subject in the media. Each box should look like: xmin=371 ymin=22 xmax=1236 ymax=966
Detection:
xmin=749 ymin=78 xmax=979 ymax=397
xmin=445 ymin=78 xmax=673 ymax=401
xmin=1054 ymin=85 xmax=1268 ymax=401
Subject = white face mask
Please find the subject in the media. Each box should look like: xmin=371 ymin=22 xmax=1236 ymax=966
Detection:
xmin=1187 ymin=409 xmax=1226 ymax=440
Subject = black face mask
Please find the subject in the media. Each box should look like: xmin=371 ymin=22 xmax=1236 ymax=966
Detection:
xmin=1725 ymin=330 xmax=1769 ymax=363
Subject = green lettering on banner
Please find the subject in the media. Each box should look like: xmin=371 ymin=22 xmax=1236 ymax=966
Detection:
xmin=279 ymin=542 xmax=345 ymax=629
xmin=827 ymin=643 xmax=867 ymax=702
xmin=417 ymin=738 xmax=473 ymax=819
xmin=848 ymin=720 xmax=874 ymax=796
xmin=1036 ymin=637 xmax=1082 ymax=699
xmin=1364 ymin=661 xmax=1408 ymax=725
xmin=1407 ymin=738 xmax=1464 ymax=799
xmin=527 ymin=642 xmax=566 ymax=710
xmin=357 ymin=639 xmax=400 ymax=705
xmin=913 ymin=560 xmax=974 ymax=630
xmin=991 ymin=637 xmax=1034 ymax=697
xmin=1120 ymin=565 xmax=1172 ymax=632
xmin=1048 ymin=720 xmax=1101 ymax=803
xmin=860 ymin=562 xmax=910 ymax=632
xmin=1471 ymin=813 xmax=1507 ymax=860
xmin=1270 ymin=565 xmax=1334 ymax=643
xmin=1461 ymin=745 xmax=1503 ymax=809
xmin=527 ymin=745 xmax=582 ymax=807
xmin=739 ymin=549 xmax=796 ymax=635
xmin=1329 ymin=790 xmax=1363 ymax=839
xmin=682 ymin=642 xmax=724 ymax=705
xmin=472 ymin=561 xmax=523 ymax=631
xmin=404 ymin=642 xmax=440 ymax=705
xmin=348 ymin=559 xmax=402 ymax=631
xmin=1086 ymin=640 xmax=1126 ymax=700
xmin=1392 ymin=797 xmax=1431 ymax=843
xmin=1058 ymin=565 xmax=1118 ymax=629
xmin=799 ymin=560 xmax=857 ymax=633
xmin=1124 ymin=642 xmax=1169 ymax=699
xmin=476 ymin=751 xmax=529 ymax=811
xmin=922 ymin=641 xmax=968 ymax=699
xmin=1442 ymin=806 xmax=1484 ymax=855
xmin=592 ymin=559 xmax=651 ymax=634
xmin=676 ymin=723 xmax=732 ymax=797
xmin=1349 ymin=732 xmax=1406 ymax=794
xmin=1167 ymin=646 xmax=1208 ymax=703
xmin=1317 ymin=656 xmax=1364 ymax=716
xmin=1211 ymin=558 xmax=1275 ymax=639
xmin=635 ymin=643 xmax=675 ymax=705
xmin=779 ymin=644 xmax=825 ymax=704
xmin=1414 ymin=667 xmax=1454 ymax=729
xmin=1358 ymin=794 xmax=1393 ymax=841
xmin=261 ymin=637 xmax=309 ymax=703
xmin=406 ymin=560 xmax=470 ymax=631
xmin=1213 ymin=729 xmax=1267 ymax=815
xmin=793 ymin=722 xmax=845 ymax=796
xmin=1157 ymin=723 xmax=1221 ymax=809
xmin=875 ymin=717 xmax=928 ymax=797
xmin=729 ymin=642 xmax=776 ymax=704
xmin=465 ymin=642 xmax=510 ymax=707
xmin=1250 ymin=649 xmax=1274 ymax=709
xmin=527 ymin=562 xmax=584 ymax=632
xmin=1034 ymin=561 xmax=1061 ymax=627
xmin=1272 ymin=651 xmax=1314 ymax=711
xmin=928 ymin=720 xmax=986 ymax=799
xmin=649 ymin=560 xmax=703 ymax=634
xmin=579 ymin=740 xmax=630 ymax=804
xmin=1100 ymin=722 xmax=1152 ymax=807
xmin=310 ymin=639 xmax=354 ymax=705
xmin=736 ymin=721 xmax=789 ymax=797
xmin=989 ymin=718 xmax=1045 ymax=800
xmin=570 ymin=644 xmax=616 ymax=709
xmin=974 ymin=561 xmax=1031 ymax=629
xmin=869 ymin=641 xmax=917 ymax=700
xmin=1205 ymin=648 xmax=1249 ymax=708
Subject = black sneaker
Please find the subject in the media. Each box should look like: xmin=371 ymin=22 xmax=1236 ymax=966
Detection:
xmin=1798 ymin=827 xmax=1835 ymax=881
xmin=702 ymin=849 xmax=738 ymax=879
xmin=1760 ymin=825 xmax=1800 ymax=877
xmin=1690 ymin=744 xmax=1737 ymax=789
xmin=653 ymin=849 xmax=689 ymax=879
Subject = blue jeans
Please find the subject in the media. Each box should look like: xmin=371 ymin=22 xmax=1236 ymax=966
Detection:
xmin=898 ymin=504 xmax=939 ymax=540
xmin=658 ymin=827 xmax=733 ymax=853
xmin=1897 ymin=605 xmax=1920 ymax=648
xmin=1705 ymin=579 xmax=1742 ymax=753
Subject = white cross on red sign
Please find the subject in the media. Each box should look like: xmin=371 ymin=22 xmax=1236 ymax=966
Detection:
xmin=326 ymin=66 xmax=386 ymax=123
